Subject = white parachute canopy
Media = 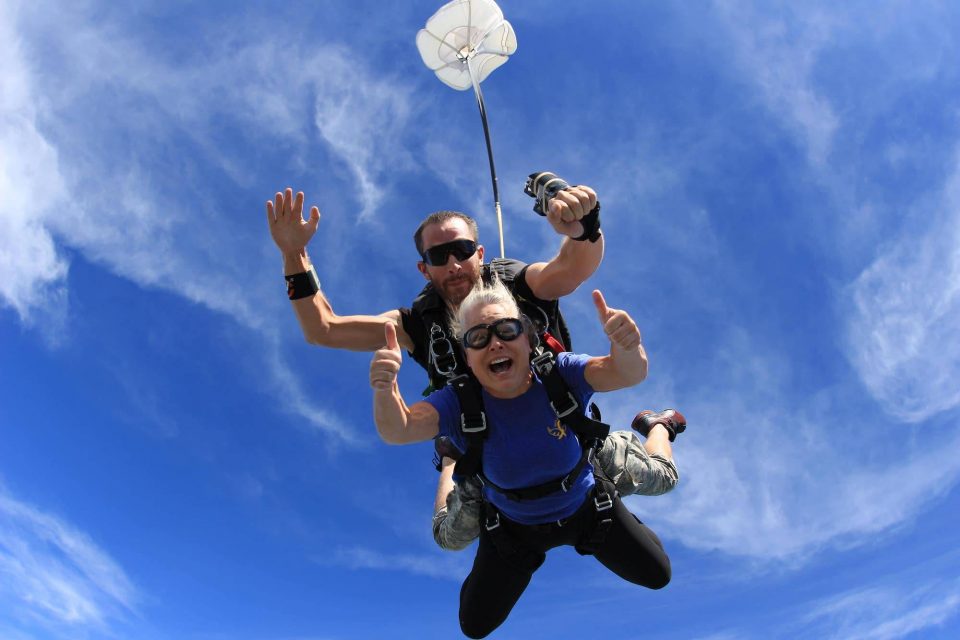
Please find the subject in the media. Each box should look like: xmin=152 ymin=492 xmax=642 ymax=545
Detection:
xmin=416 ymin=0 xmax=517 ymax=257
xmin=416 ymin=0 xmax=518 ymax=91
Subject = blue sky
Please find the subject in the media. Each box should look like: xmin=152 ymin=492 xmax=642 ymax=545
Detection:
xmin=2 ymin=0 xmax=960 ymax=638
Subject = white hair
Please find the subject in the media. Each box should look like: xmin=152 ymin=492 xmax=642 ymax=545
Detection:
xmin=450 ymin=278 xmax=520 ymax=341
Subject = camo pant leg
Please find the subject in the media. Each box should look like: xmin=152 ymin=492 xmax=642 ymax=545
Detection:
xmin=595 ymin=430 xmax=679 ymax=496
xmin=432 ymin=476 xmax=483 ymax=550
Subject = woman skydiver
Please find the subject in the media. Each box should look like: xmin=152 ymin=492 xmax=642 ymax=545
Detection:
xmin=370 ymin=279 xmax=674 ymax=639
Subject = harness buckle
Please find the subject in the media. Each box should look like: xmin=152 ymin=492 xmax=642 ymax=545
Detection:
xmin=531 ymin=351 xmax=555 ymax=376
xmin=594 ymin=491 xmax=614 ymax=512
xmin=428 ymin=323 xmax=458 ymax=378
xmin=485 ymin=511 xmax=501 ymax=531
xmin=550 ymin=392 xmax=579 ymax=419
xmin=461 ymin=412 xmax=487 ymax=433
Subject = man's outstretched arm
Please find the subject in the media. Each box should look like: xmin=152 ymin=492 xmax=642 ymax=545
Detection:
xmin=267 ymin=188 xmax=414 ymax=353
xmin=523 ymin=184 xmax=605 ymax=301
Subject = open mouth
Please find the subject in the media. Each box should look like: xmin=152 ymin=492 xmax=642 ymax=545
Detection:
xmin=489 ymin=357 xmax=513 ymax=375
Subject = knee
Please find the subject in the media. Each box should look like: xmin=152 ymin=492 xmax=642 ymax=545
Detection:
xmin=647 ymin=559 xmax=672 ymax=590
xmin=460 ymin=616 xmax=496 ymax=639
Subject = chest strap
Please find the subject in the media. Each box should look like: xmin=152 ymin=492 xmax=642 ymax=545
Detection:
xmin=476 ymin=445 xmax=597 ymax=501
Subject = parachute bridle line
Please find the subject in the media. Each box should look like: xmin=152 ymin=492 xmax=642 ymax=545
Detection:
xmin=417 ymin=0 xmax=514 ymax=258
xmin=465 ymin=55 xmax=505 ymax=259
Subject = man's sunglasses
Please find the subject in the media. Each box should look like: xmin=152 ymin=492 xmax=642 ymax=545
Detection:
xmin=463 ymin=318 xmax=525 ymax=350
xmin=421 ymin=239 xmax=478 ymax=266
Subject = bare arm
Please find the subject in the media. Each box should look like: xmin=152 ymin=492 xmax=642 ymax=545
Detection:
xmin=434 ymin=458 xmax=456 ymax=513
xmin=370 ymin=323 xmax=440 ymax=444
xmin=524 ymin=185 xmax=605 ymax=301
xmin=584 ymin=290 xmax=648 ymax=392
xmin=267 ymin=188 xmax=414 ymax=353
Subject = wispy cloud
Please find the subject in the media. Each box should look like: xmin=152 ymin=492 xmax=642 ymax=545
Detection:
xmin=572 ymin=1 xmax=960 ymax=564
xmin=0 ymin=4 xmax=70 ymax=338
xmin=801 ymin=581 xmax=960 ymax=640
xmin=713 ymin=0 xmax=839 ymax=166
xmin=263 ymin=339 xmax=366 ymax=445
xmin=318 ymin=545 xmax=469 ymax=582
xmin=310 ymin=47 xmax=415 ymax=222
xmin=611 ymin=319 xmax=960 ymax=562
xmin=0 ymin=1 xmax=420 ymax=445
xmin=0 ymin=484 xmax=137 ymax=634
xmin=843 ymin=150 xmax=960 ymax=422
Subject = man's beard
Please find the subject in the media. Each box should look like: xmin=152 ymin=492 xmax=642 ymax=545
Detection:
xmin=434 ymin=272 xmax=479 ymax=307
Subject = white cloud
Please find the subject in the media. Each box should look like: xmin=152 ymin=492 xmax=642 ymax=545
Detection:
xmin=319 ymin=545 xmax=469 ymax=582
xmin=802 ymin=582 xmax=960 ymax=640
xmin=713 ymin=0 xmax=839 ymax=166
xmin=0 ymin=4 xmax=70 ymax=335
xmin=264 ymin=340 xmax=366 ymax=445
xmin=0 ymin=1 xmax=420 ymax=445
xmin=310 ymin=47 xmax=415 ymax=222
xmin=613 ymin=323 xmax=960 ymax=562
xmin=0 ymin=485 xmax=137 ymax=634
xmin=843 ymin=152 xmax=960 ymax=422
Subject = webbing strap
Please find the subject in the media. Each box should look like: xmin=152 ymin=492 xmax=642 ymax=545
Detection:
xmin=532 ymin=349 xmax=610 ymax=444
xmin=474 ymin=350 xmax=610 ymax=502
xmin=450 ymin=350 xmax=609 ymax=502
xmin=450 ymin=373 xmax=487 ymax=478
xmin=574 ymin=475 xmax=617 ymax=556
xmin=477 ymin=444 xmax=593 ymax=501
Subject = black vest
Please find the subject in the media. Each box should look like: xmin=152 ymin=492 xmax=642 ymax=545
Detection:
xmin=401 ymin=258 xmax=572 ymax=392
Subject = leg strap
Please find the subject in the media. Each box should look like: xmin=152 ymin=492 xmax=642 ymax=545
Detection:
xmin=574 ymin=476 xmax=618 ymax=556
xmin=482 ymin=503 xmax=542 ymax=572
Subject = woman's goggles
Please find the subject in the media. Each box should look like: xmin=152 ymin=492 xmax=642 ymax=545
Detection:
xmin=421 ymin=239 xmax=478 ymax=266
xmin=462 ymin=318 xmax=524 ymax=350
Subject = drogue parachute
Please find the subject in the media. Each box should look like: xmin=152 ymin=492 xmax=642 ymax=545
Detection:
xmin=415 ymin=0 xmax=517 ymax=91
xmin=416 ymin=0 xmax=517 ymax=258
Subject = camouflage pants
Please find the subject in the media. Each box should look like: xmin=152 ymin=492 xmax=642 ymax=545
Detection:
xmin=432 ymin=430 xmax=679 ymax=551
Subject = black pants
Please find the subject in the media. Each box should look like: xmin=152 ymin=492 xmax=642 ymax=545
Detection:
xmin=458 ymin=495 xmax=671 ymax=639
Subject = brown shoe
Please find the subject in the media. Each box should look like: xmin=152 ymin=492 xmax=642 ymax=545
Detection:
xmin=631 ymin=409 xmax=687 ymax=442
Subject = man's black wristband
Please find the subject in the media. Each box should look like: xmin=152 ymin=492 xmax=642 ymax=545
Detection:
xmin=572 ymin=203 xmax=601 ymax=242
xmin=285 ymin=268 xmax=320 ymax=300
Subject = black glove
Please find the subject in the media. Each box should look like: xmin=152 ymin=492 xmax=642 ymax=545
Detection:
xmin=524 ymin=171 xmax=601 ymax=242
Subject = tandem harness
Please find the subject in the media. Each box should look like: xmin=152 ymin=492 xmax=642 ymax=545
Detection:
xmin=411 ymin=259 xmax=572 ymax=394
xmin=441 ymin=348 xmax=617 ymax=557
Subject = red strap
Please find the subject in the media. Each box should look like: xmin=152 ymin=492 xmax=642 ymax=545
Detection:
xmin=543 ymin=331 xmax=566 ymax=354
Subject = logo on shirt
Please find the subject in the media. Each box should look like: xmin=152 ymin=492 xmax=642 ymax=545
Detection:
xmin=547 ymin=419 xmax=567 ymax=439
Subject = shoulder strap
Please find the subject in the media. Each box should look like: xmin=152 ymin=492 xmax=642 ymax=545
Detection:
xmin=449 ymin=372 xmax=488 ymax=478
xmin=531 ymin=349 xmax=609 ymax=446
xmin=451 ymin=349 xmax=611 ymax=502
xmin=411 ymin=286 xmax=469 ymax=391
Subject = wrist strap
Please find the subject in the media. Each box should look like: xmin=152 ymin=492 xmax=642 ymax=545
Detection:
xmin=572 ymin=202 xmax=601 ymax=242
xmin=286 ymin=268 xmax=320 ymax=300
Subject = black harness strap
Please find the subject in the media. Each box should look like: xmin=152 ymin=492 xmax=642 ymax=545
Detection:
xmin=476 ymin=445 xmax=596 ymax=501
xmin=531 ymin=349 xmax=610 ymax=447
xmin=453 ymin=348 xmax=610 ymax=502
xmin=574 ymin=475 xmax=617 ymax=556
xmin=450 ymin=373 xmax=487 ymax=478
xmin=414 ymin=259 xmax=571 ymax=392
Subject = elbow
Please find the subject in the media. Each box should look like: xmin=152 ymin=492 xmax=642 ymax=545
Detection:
xmin=376 ymin=427 xmax=411 ymax=445
xmin=625 ymin=363 xmax=648 ymax=387
xmin=376 ymin=428 xmax=403 ymax=445
xmin=303 ymin=322 xmax=334 ymax=346
xmin=634 ymin=358 xmax=649 ymax=385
